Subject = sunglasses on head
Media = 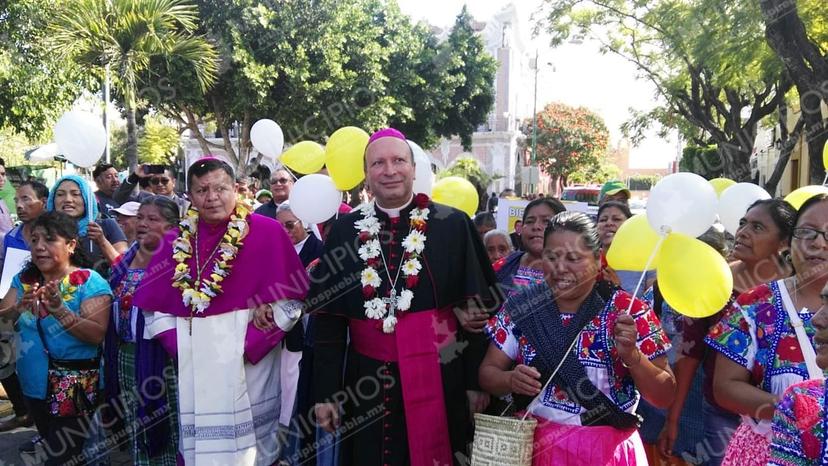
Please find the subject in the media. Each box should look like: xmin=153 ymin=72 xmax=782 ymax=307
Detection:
xmin=150 ymin=177 xmax=171 ymax=185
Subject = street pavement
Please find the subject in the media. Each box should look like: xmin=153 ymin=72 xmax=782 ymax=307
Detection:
xmin=0 ymin=399 xmax=131 ymax=466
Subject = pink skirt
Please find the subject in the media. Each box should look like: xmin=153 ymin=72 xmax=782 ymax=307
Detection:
xmin=720 ymin=423 xmax=770 ymax=466
xmin=531 ymin=418 xmax=648 ymax=466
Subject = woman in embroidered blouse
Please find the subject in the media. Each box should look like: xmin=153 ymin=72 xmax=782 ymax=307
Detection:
xmin=492 ymin=197 xmax=566 ymax=295
xmin=769 ymin=288 xmax=828 ymax=466
xmin=707 ymin=194 xmax=828 ymax=466
xmin=0 ymin=211 xmax=112 ymax=466
xmin=596 ymin=201 xmax=654 ymax=296
xmin=469 ymin=198 xmax=567 ymax=339
xmin=657 ymin=200 xmax=796 ymax=466
xmin=103 ymin=197 xmax=180 ymax=466
xmin=480 ymin=211 xmax=675 ymax=466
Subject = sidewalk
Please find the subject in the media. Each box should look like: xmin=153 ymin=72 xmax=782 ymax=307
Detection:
xmin=0 ymin=401 xmax=132 ymax=465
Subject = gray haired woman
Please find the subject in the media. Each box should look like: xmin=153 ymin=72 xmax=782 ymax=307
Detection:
xmin=483 ymin=229 xmax=513 ymax=263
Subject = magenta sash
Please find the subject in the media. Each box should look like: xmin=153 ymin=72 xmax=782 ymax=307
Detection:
xmin=350 ymin=308 xmax=457 ymax=466
xmin=529 ymin=415 xmax=645 ymax=465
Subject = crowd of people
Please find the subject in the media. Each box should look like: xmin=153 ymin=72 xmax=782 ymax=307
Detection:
xmin=0 ymin=127 xmax=826 ymax=466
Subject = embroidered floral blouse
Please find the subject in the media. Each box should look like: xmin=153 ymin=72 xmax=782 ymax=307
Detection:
xmin=485 ymin=289 xmax=671 ymax=426
xmin=706 ymin=281 xmax=823 ymax=397
xmin=769 ymin=379 xmax=828 ymax=465
xmin=112 ymin=268 xmax=146 ymax=343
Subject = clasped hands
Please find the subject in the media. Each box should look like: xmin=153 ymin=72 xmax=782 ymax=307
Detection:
xmin=19 ymin=281 xmax=70 ymax=320
xmin=252 ymin=300 xmax=305 ymax=332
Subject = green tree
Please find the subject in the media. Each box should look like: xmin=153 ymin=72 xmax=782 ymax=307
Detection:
xmin=568 ymin=158 xmax=621 ymax=185
xmin=431 ymin=6 xmax=497 ymax=150
xmin=149 ymin=0 xmax=496 ymax=173
xmin=438 ymin=156 xmax=501 ymax=212
xmin=49 ymin=0 xmax=217 ymax=170
xmin=538 ymin=0 xmax=786 ymax=182
xmin=0 ymin=128 xmax=39 ymax=166
xmin=759 ymin=0 xmax=828 ymax=184
xmin=524 ymin=102 xmax=610 ymax=196
xmin=679 ymin=145 xmax=722 ymax=179
xmin=0 ymin=0 xmax=86 ymax=139
xmin=138 ymin=116 xmax=181 ymax=164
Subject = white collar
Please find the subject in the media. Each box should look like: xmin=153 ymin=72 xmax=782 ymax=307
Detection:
xmin=294 ymin=236 xmax=309 ymax=254
xmin=375 ymin=194 xmax=414 ymax=219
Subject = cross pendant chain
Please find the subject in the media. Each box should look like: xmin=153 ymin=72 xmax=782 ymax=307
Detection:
xmin=383 ymin=288 xmax=398 ymax=317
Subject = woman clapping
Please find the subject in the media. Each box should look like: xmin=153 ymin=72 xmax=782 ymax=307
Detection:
xmin=0 ymin=211 xmax=112 ymax=466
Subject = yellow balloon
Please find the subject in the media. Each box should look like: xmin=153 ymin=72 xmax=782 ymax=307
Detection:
xmin=325 ymin=127 xmax=369 ymax=190
xmin=280 ymin=141 xmax=325 ymax=175
xmin=709 ymin=178 xmax=736 ymax=198
xmin=822 ymin=140 xmax=828 ymax=170
xmin=606 ymin=214 xmax=662 ymax=271
xmin=432 ymin=176 xmax=478 ymax=217
xmin=657 ymin=233 xmax=733 ymax=318
xmin=784 ymin=185 xmax=828 ymax=210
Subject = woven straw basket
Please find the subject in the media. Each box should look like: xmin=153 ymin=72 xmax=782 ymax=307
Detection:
xmin=471 ymin=413 xmax=537 ymax=466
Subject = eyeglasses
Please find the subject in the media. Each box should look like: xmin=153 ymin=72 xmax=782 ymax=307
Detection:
xmin=793 ymin=227 xmax=828 ymax=242
xmin=150 ymin=177 xmax=171 ymax=185
xmin=270 ymin=178 xmax=291 ymax=185
xmin=282 ymin=220 xmax=299 ymax=230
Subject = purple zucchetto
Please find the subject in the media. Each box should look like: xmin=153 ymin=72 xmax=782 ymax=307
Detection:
xmin=368 ymin=128 xmax=406 ymax=145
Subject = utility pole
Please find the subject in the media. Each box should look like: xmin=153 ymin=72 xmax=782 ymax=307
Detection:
xmin=531 ymin=49 xmax=539 ymax=165
xmin=103 ymin=64 xmax=111 ymax=163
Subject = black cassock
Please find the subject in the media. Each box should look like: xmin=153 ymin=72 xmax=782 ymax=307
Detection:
xmin=308 ymin=199 xmax=499 ymax=466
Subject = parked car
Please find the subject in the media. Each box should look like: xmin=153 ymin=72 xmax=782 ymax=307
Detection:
xmin=561 ymin=186 xmax=601 ymax=204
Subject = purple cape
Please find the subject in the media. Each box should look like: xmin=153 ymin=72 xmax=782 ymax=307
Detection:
xmin=134 ymin=213 xmax=308 ymax=316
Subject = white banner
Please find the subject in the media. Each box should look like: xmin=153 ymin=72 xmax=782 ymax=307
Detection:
xmin=0 ymin=248 xmax=31 ymax=297
xmin=496 ymin=199 xmax=529 ymax=233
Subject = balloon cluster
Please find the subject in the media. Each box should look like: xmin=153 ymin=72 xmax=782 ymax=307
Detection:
xmin=607 ymin=173 xmax=734 ymax=318
xmin=249 ymin=120 xmax=478 ymax=225
xmin=606 ymin=171 xmax=828 ymax=318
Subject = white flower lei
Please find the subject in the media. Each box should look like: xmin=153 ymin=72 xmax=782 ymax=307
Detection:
xmin=356 ymin=197 xmax=430 ymax=333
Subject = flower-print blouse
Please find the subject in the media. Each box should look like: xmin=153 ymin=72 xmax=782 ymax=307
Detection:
xmin=112 ymin=268 xmax=146 ymax=343
xmin=769 ymin=379 xmax=828 ymax=465
xmin=485 ymin=288 xmax=670 ymax=426
xmin=706 ymin=280 xmax=826 ymax=435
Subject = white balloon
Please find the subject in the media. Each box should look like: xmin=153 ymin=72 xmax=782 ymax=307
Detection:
xmin=250 ymin=119 xmax=284 ymax=159
xmin=647 ymin=172 xmax=718 ymax=237
xmin=408 ymin=140 xmax=434 ymax=196
xmin=718 ymin=183 xmax=771 ymax=235
xmin=54 ymin=111 xmax=107 ymax=168
xmin=289 ymin=174 xmax=341 ymax=224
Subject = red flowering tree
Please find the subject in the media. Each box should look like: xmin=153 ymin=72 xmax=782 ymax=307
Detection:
xmin=524 ymin=102 xmax=610 ymax=195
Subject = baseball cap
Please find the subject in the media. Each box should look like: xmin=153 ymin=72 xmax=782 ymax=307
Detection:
xmin=600 ymin=181 xmax=631 ymax=201
xmin=255 ymin=189 xmax=273 ymax=199
xmin=111 ymin=201 xmax=140 ymax=217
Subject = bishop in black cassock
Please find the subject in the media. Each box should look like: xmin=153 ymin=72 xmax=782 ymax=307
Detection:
xmin=308 ymin=129 xmax=499 ymax=466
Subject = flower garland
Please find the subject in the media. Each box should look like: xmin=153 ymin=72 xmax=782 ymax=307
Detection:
xmin=357 ymin=193 xmax=430 ymax=333
xmin=172 ymin=203 xmax=250 ymax=314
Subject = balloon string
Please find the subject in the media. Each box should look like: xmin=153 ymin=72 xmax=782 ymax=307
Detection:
xmin=88 ymin=188 xmax=95 ymax=253
xmin=520 ymin=331 xmax=581 ymax=422
xmin=625 ymin=235 xmax=666 ymax=315
xmin=822 ymin=173 xmax=828 ymax=186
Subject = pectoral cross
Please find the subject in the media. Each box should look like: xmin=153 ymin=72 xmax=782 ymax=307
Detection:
xmin=383 ymin=288 xmax=398 ymax=316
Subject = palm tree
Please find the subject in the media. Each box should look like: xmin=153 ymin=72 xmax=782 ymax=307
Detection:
xmin=49 ymin=0 xmax=217 ymax=169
